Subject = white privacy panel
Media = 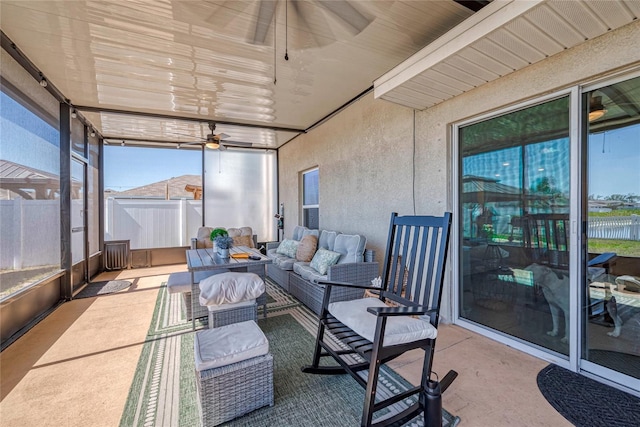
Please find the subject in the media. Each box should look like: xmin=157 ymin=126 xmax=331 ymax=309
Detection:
xmin=204 ymin=150 xmax=277 ymax=243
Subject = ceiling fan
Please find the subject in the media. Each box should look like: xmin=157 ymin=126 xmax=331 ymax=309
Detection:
xmin=181 ymin=122 xmax=253 ymax=150
xmin=177 ymin=0 xmax=373 ymax=48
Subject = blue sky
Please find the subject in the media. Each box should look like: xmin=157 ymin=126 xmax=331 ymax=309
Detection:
xmin=103 ymin=146 xmax=201 ymax=190
xmin=588 ymin=125 xmax=640 ymax=198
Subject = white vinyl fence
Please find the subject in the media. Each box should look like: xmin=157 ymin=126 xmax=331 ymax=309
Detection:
xmin=105 ymin=198 xmax=202 ymax=249
xmin=587 ymin=215 xmax=640 ymax=241
xmin=0 ymin=198 xmax=60 ymax=269
xmin=3 ymin=198 xmax=637 ymax=271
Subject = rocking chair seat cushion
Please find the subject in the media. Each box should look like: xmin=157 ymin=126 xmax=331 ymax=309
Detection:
xmin=328 ymin=298 xmax=437 ymax=346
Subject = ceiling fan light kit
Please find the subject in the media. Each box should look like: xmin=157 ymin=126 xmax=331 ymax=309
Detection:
xmin=588 ymin=95 xmax=607 ymax=122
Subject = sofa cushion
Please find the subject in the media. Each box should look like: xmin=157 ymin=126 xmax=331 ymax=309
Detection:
xmin=266 ymin=248 xmax=280 ymax=260
xmin=302 ymin=229 xmax=320 ymax=239
xmin=196 ymin=227 xmax=214 ymax=248
xmin=296 ymin=235 xmax=318 ymax=262
xmin=318 ymin=230 xmax=340 ymax=251
xmin=167 ymin=270 xmax=230 ymax=294
xmin=274 ymin=256 xmax=296 ymax=271
xmin=310 ymin=248 xmax=341 ymax=275
xmin=328 ymin=298 xmax=437 ymax=346
xmin=232 ymin=235 xmax=254 ymax=248
xmin=293 ymin=262 xmax=327 ymax=283
xmin=195 ymin=226 xmax=255 ymax=249
xmin=291 ymin=226 xmax=308 ymax=241
xmin=227 ymin=227 xmax=255 ymax=248
xmin=276 ymin=239 xmax=299 ymax=258
xmin=334 ymin=234 xmax=366 ymax=264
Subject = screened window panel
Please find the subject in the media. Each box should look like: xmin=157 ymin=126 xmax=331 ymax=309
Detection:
xmin=0 ymin=50 xmax=61 ymax=297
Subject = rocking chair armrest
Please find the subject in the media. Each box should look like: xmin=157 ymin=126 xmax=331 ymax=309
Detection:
xmin=316 ymin=279 xmax=380 ymax=291
xmin=367 ymin=305 xmax=435 ymax=317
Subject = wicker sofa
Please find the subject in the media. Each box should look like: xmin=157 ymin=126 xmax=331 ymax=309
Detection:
xmin=266 ymin=226 xmax=378 ymax=315
xmin=191 ymin=226 xmax=258 ymax=250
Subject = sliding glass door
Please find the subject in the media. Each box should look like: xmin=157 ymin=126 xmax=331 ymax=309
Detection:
xmin=582 ymin=75 xmax=640 ymax=383
xmin=458 ymin=95 xmax=572 ymax=356
xmin=456 ymin=73 xmax=640 ymax=394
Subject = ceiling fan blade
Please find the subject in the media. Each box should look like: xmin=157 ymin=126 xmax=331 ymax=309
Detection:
xmin=252 ymin=0 xmax=278 ymax=45
xmin=290 ymin=0 xmax=336 ymax=48
xmin=317 ymin=0 xmax=371 ymax=34
xmin=217 ymin=132 xmax=230 ymax=140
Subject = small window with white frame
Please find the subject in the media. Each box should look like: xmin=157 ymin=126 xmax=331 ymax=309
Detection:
xmin=302 ymin=168 xmax=319 ymax=229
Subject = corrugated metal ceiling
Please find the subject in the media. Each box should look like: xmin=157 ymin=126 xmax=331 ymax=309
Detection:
xmin=1 ymin=0 xmax=479 ymax=149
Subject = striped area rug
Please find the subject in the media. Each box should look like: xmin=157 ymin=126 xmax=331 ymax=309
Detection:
xmin=119 ymin=279 xmax=460 ymax=427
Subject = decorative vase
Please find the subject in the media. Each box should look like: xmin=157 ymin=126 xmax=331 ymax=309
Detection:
xmin=218 ymin=248 xmax=230 ymax=258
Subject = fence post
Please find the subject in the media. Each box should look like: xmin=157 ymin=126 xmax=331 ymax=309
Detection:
xmin=180 ymin=198 xmax=188 ymax=246
xmin=632 ymin=214 xmax=639 ymax=241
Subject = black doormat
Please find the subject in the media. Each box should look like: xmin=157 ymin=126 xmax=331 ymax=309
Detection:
xmin=588 ymin=350 xmax=640 ymax=379
xmin=537 ymin=364 xmax=640 ymax=427
xmin=74 ymin=280 xmax=131 ymax=299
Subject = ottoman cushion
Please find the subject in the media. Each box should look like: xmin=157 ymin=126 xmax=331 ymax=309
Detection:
xmin=199 ymin=272 xmax=265 ymax=306
xmin=167 ymin=270 xmax=229 ymax=294
xmin=194 ymin=320 xmax=268 ymax=371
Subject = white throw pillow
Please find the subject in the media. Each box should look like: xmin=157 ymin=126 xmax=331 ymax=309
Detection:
xmin=199 ymin=272 xmax=265 ymax=306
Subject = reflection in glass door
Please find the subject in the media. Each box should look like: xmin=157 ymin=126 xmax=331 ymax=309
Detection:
xmin=459 ymin=96 xmax=572 ymax=356
xmin=583 ymin=75 xmax=640 ymax=382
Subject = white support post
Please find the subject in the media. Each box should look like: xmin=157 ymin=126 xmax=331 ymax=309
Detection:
xmin=105 ymin=197 xmax=114 ymax=241
xmin=13 ymin=197 xmax=23 ymax=269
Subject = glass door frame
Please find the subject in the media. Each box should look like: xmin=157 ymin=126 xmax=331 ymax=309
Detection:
xmin=452 ymin=87 xmax=577 ymax=370
xmin=71 ymin=154 xmax=89 ymax=288
xmin=452 ymin=69 xmax=640 ymax=396
xmin=578 ymin=69 xmax=640 ymax=394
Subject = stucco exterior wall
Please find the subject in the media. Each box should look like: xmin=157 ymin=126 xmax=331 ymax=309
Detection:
xmin=277 ymin=20 xmax=640 ymax=322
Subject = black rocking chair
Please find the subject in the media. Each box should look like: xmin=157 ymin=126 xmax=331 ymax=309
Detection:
xmin=302 ymin=212 xmax=457 ymax=427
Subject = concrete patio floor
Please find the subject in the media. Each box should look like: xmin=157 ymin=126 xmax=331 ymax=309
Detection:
xmin=0 ymin=265 xmax=571 ymax=426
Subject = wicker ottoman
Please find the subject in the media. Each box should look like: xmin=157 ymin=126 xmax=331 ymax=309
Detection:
xmin=207 ymin=300 xmax=258 ymax=329
xmin=194 ymin=321 xmax=274 ymax=426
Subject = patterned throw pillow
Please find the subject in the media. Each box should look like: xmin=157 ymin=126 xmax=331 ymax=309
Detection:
xmin=276 ymin=239 xmax=299 ymax=258
xmin=296 ymin=235 xmax=318 ymax=262
xmin=310 ymin=248 xmax=341 ymax=275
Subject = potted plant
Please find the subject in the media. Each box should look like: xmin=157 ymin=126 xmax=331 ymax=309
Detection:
xmin=209 ymin=228 xmax=228 ymax=251
xmin=213 ymin=235 xmax=234 ymax=258
xmin=210 ymin=227 xmax=228 ymax=241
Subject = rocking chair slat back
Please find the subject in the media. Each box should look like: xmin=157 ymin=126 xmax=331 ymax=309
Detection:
xmin=381 ymin=213 xmax=452 ymax=314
